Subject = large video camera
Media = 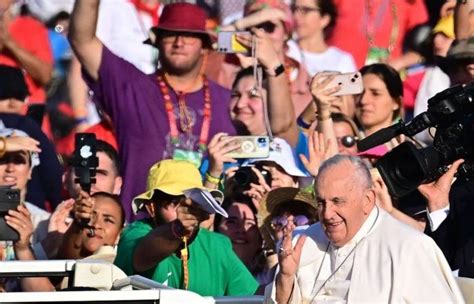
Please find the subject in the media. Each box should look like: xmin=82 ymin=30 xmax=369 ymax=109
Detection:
xmin=357 ymin=83 xmax=474 ymax=198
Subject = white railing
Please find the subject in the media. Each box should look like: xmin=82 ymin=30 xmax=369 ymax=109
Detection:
xmin=0 ymin=260 xmax=264 ymax=304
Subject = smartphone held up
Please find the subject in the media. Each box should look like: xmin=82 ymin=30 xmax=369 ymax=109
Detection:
xmin=217 ymin=31 xmax=252 ymax=54
xmin=325 ymin=72 xmax=364 ymax=96
xmin=222 ymin=135 xmax=270 ymax=159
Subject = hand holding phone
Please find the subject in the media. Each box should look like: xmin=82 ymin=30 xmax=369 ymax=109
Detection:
xmin=222 ymin=136 xmax=270 ymax=159
xmin=325 ymin=72 xmax=363 ymax=96
xmin=217 ymin=31 xmax=252 ymax=54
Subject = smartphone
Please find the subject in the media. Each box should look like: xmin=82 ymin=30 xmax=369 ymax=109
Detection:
xmin=217 ymin=31 xmax=251 ymax=54
xmin=223 ymin=135 xmax=270 ymax=159
xmin=72 ymin=133 xmax=99 ymax=193
xmin=326 ymin=72 xmax=364 ymax=96
xmin=0 ymin=187 xmax=21 ymax=241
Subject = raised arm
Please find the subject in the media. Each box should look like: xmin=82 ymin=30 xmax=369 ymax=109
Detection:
xmin=237 ymin=29 xmax=299 ymax=146
xmin=133 ymin=199 xmax=209 ymax=272
xmin=0 ymin=13 xmax=52 ymax=86
xmin=68 ymin=0 xmax=103 ymax=81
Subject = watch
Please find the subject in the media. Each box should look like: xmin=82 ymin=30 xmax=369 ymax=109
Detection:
xmin=267 ymin=63 xmax=285 ymax=77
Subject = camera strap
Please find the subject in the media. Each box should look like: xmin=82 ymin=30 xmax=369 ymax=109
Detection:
xmin=250 ymin=35 xmax=274 ymax=141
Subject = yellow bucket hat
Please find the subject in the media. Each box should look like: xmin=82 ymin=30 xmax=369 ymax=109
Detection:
xmin=433 ymin=14 xmax=455 ymax=39
xmin=132 ymin=159 xmax=223 ymax=214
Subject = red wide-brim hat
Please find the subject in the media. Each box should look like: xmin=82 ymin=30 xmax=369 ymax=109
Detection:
xmin=144 ymin=2 xmax=212 ymax=47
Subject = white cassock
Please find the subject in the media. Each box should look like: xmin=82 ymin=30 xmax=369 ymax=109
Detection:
xmin=265 ymin=207 xmax=464 ymax=303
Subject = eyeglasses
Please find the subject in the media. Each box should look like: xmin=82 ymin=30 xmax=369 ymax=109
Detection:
xmin=271 ymin=215 xmax=309 ymax=231
xmin=290 ymin=5 xmax=321 ymax=15
xmin=337 ymin=136 xmax=358 ymax=148
xmin=160 ymin=31 xmax=202 ymax=45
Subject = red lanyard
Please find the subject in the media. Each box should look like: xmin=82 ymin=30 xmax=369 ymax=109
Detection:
xmin=157 ymin=74 xmax=211 ymax=152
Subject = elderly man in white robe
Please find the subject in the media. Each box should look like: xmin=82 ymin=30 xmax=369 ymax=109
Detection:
xmin=266 ymin=155 xmax=464 ymax=303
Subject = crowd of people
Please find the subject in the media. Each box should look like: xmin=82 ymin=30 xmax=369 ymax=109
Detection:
xmin=1 ymin=0 xmax=474 ymax=302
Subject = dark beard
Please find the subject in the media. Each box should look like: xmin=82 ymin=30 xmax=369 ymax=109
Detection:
xmin=159 ymin=54 xmax=200 ymax=76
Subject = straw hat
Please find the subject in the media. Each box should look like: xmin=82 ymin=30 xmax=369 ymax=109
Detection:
xmin=257 ymin=187 xmax=316 ymax=250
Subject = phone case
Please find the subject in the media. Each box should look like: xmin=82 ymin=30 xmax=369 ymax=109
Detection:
xmin=223 ymin=136 xmax=270 ymax=159
xmin=327 ymin=72 xmax=364 ymax=96
xmin=217 ymin=31 xmax=250 ymax=54
xmin=0 ymin=188 xmax=21 ymax=241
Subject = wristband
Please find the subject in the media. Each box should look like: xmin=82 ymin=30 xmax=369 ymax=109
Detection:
xmin=297 ymin=116 xmax=312 ymax=129
xmin=205 ymin=172 xmax=221 ymax=184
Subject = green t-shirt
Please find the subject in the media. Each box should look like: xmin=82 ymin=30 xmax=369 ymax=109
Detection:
xmin=114 ymin=219 xmax=259 ymax=297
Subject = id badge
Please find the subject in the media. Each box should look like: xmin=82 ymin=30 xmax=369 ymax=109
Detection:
xmin=172 ymin=149 xmax=203 ymax=168
xmin=365 ymin=47 xmax=390 ymax=65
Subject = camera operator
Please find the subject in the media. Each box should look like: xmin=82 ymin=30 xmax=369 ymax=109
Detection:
xmin=114 ymin=159 xmax=259 ymax=296
xmin=419 ymin=158 xmax=474 ymax=278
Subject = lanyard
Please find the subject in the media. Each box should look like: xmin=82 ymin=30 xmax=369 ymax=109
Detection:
xmin=364 ymin=0 xmax=399 ymax=52
xmin=157 ymin=73 xmax=212 ymax=152
xmin=180 ymin=236 xmax=189 ymax=289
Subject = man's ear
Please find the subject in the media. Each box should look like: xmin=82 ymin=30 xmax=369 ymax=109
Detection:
xmin=144 ymin=202 xmax=156 ymax=218
xmin=363 ymin=189 xmax=377 ymax=214
xmin=320 ymin=14 xmax=331 ymax=30
xmin=113 ymin=176 xmax=123 ymax=195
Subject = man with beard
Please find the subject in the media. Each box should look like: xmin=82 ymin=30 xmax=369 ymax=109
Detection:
xmin=68 ymin=1 xmax=235 ymax=222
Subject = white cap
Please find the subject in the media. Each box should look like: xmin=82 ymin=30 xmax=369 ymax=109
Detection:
xmin=0 ymin=127 xmax=40 ymax=169
xmin=243 ymin=137 xmax=308 ymax=177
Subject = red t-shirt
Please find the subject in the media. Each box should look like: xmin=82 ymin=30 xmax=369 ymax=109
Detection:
xmin=329 ymin=0 xmax=428 ymax=68
xmin=0 ymin=16 xmax=53 ymax=104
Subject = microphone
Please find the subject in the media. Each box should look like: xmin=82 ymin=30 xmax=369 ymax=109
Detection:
xmin=357 ymin=122 xmax=403 ymax=152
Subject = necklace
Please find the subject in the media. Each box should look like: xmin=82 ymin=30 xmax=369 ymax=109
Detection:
xmin=364 ymin=0 xmax=399 ymax=53
xmin=309 ymin=206 xmax=380 ymax=301
xmin=157 ymin=73 xmax=212 ymax=152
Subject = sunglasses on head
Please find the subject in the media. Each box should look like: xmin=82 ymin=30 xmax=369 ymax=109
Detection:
xmin=338 ymin=136 xmax=358 ymax=148
xmin=271 ymin=215 xmax=309 ymax=231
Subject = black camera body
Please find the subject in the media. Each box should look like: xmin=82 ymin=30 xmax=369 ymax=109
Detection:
xmin=358 ymin=84 xmax=474 ymax=198
xmin=0 ymin=187 xmax=21 ymax=241
xmin=72 ymin=133 xmax=99 ymax=193
xmin=233 ymin=165 xmax=272 ymax=192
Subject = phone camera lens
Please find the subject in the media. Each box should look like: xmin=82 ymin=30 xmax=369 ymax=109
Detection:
xmin=354 ymin=74 xmax=359 ymax=78
xmin=258 ymin=137 xmax=266 ymax=143
xmin=351 ymin=78 xmax=355 ymax=82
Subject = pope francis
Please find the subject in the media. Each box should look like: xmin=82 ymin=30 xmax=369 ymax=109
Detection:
xmin=266 ymin=155 xmax=464 ymax=303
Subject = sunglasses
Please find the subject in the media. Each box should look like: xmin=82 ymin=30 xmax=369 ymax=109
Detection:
xmin=271 ymin=215 xmax=309 ymax=231
xmin=290 ymin=5 xmax=321 ymax=15
xmin=159 ymin=31 xmax=202 ymax=45
xmin=338 ymin=136 xmax=358 ymax=148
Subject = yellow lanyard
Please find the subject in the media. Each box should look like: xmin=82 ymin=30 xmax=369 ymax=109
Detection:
xmin=180 ymin=236 xmax=189 ymax=289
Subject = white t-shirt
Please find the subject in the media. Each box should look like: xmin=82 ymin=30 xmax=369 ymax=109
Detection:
xmin=287 ymin=42 xmax=357 ymax=76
